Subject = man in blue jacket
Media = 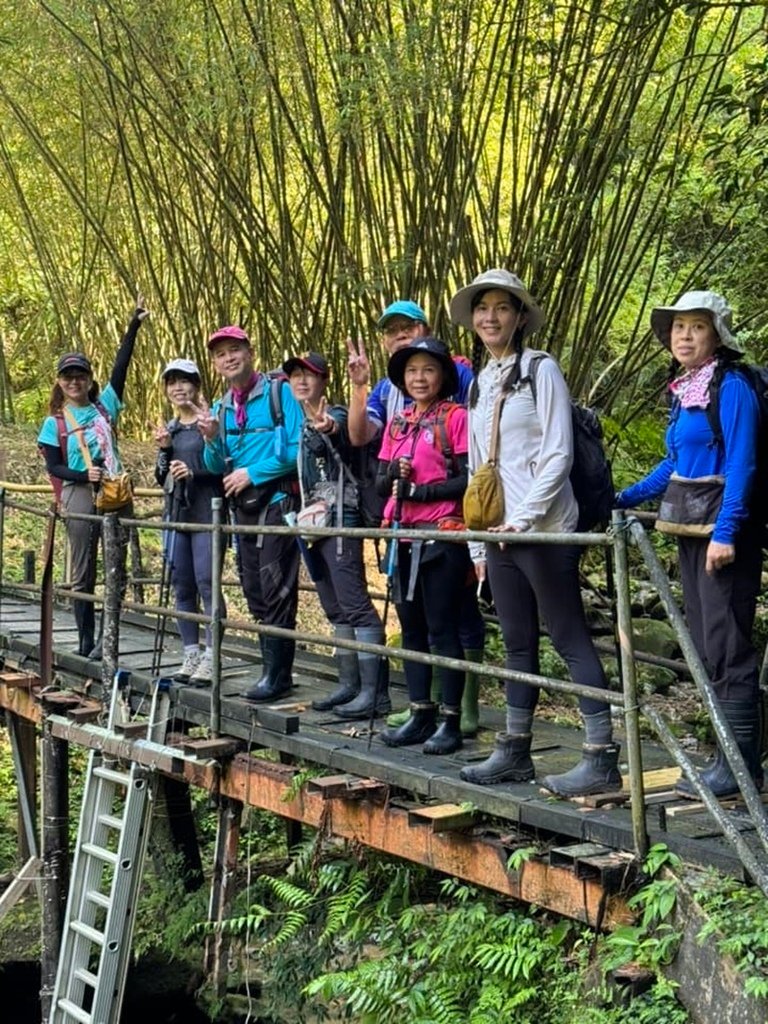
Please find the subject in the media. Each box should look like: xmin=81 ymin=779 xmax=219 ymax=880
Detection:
xmin=200 ymin=325 xmax=303 ymax=701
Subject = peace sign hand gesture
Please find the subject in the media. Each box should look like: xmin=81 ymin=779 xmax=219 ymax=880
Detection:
xmin=153 ymin=421 xmax=172 ymax=449
xmin=346 ymin=335 xmax=370 ymax=387
xmin=304 ymin=395 xmax=336 ymax=435
xmin=196 ymin=398 xmax=219 ymax=442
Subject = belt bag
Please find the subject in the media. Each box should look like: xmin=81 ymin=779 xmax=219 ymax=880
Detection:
xmin=655 ymin=473 xmax=724 ymax=537
xmin=463 ymin=461 xmax=504 ymax=531
xmin=96 ymin=472 xmax=133 ymax=512
xmin=463 ymin=392 xmax=506 ymax=532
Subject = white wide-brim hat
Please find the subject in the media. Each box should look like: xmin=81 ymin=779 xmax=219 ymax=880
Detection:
xmin=449 ymin=268 xmax=545 ymax=337
xmin=650 ymin=290 xmax=742 ymax=355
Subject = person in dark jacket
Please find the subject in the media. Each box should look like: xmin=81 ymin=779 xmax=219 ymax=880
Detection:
xmin=286 ymin=351 xmax=388 ymax=720
xmin=154 ymin=358 xmax=224 ymax=685
xmin=617 ymin=290 xmax=763 ymax=798
xmin=38 ymin=298 xmax=149 ymax=658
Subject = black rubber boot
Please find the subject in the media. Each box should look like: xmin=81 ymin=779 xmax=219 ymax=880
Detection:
xmin=73 ymin=600 xmax=95 ymax=657
xmin=423 ymin=708 xmax=462 ymax=755
xmin=242 ymin=636 xmax=295 ymax=702
xmin=312 ymin=628 xmax=360 ymax=711
xmin=381 ymin=702 xmax=438 ymax=747
xmin=459 ymin=733 xmax=534 ymax=785
xmin=334 ymin=630 xmax=391 ymax=720
xmin=676 ymin=700 xmax=764 ymax=799
xmin=541 ymin=744 xmax=622 ymax=797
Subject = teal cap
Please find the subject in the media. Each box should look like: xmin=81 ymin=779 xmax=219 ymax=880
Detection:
xmin=377 ymin=300 xmax=428 ymax=329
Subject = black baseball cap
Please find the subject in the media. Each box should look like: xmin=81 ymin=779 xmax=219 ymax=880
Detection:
xmin=283 ymin=352 xmax=329 ymax=378
xmin=57 ymin=352 xmax=92 ymax=375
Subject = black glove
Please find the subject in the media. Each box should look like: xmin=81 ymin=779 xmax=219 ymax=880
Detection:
xmin=387 ymin=460 xmax=402 ymax=483
xmin=393 ymin=478 xmax=408 ymax=500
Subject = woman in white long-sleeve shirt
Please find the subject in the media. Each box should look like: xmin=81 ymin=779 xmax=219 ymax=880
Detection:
xmin=450 ymin=269 xmax=619 ymax=797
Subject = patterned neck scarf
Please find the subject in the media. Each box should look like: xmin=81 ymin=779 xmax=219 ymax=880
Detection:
xmin=231 ymin=372 xmax=260 ymax=428
xmin=669 ymin=357 xmax=717 ymax=409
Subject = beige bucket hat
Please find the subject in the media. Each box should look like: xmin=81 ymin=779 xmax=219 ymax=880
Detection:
xmin=650 ymin=290 xmax=742 ymax=355
xmin=449 ymin=268 xmax=545 ymax=337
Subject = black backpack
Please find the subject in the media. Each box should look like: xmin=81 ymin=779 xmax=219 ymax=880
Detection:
xmin=504 ymin=352 xmax=615 ymax=532
xmin=700 ymin=360 xmax=768 ymax=533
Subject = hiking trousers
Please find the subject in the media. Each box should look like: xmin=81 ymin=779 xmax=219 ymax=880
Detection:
xmin=677 ymin=532 xmax=761 ymax=703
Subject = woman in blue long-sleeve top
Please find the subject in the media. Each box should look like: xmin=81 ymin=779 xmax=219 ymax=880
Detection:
xmin=616 ymin=290 xmax=763 ymax=798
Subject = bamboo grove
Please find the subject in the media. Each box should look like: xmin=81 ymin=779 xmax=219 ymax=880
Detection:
xmin=0 ymin=0 xmax=766 ymax=431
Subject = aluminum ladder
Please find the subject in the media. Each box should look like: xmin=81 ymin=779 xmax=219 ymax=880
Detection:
xmin=50 ymin=672 xmax=170 ymax=1024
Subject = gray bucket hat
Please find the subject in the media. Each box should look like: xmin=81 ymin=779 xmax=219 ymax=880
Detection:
xmin=650 ymin=290 xmax=742 ymax=355
xmin=449 ymin=268 xmax=545 ymax=337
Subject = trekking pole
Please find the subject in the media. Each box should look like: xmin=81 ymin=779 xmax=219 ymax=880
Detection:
xmin=367 ymin=462 xmax=408 ymax=749
xmin=151 ymin=481 xmax=181 ymax=677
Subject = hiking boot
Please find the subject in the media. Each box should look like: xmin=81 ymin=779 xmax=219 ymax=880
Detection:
xmin=459 ymin=733 xmax=534 ymax=785
xmin=541 ymin=744 xmax=622 ymax=798
xmin=423 ymin=708 xmax=462 ymax=755
xmin=381 ymin=702 xmax=438 ymax=747
xmin=676 ymin=700 xmax=764 ymax=799
xmin=174 ymin=649 xmax=201 ymax=683
xmin=189 ymin=651 xmax=213 ymax=685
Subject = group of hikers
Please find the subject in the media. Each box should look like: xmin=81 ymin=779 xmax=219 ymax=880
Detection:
xmin=38 ymin=271 xmax=765 ymax=802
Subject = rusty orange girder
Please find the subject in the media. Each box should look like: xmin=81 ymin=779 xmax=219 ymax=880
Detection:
xmin=0 ymin=681 xmax=633 ymax=929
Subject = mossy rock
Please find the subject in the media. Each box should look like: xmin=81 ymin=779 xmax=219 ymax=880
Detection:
xmin=631 ymin=618 xmax=680 ymax=659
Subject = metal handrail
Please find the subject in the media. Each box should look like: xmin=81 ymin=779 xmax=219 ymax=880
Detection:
xmin=10 ymin=486 xmax=768 ymax=883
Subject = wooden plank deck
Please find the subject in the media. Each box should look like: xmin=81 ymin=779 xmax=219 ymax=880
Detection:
xmin=0 ymin=592 xmax=764 ymax=881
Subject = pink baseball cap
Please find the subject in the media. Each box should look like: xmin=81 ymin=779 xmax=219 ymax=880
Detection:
xmin=207 ymin=324 xmax=250 ymax=349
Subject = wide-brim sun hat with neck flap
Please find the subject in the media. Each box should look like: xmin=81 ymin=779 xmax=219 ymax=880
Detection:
xmin=650 ymin=290 xmax=743 ymax=357
xmin=449 ymin=268 xmax=545 ymax=337
xmin=387 ymin=337 xmax=459 ymax=399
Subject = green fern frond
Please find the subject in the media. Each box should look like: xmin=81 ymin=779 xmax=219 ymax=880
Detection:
xmin=260 ymin=874 xmax=315 ymax=909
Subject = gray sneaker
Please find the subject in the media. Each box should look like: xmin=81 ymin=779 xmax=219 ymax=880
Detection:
xmin=174 ymin=649 xmax=201 ymax=682
xmin=189 ymin=651 xmax=213 ymax=685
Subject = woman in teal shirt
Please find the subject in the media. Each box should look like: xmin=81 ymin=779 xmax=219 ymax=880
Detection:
xmin=38 ymin=299 xmax=149 ymax=657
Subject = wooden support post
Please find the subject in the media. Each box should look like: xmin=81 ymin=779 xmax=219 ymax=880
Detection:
xmin=279 ymin=752 xmax=303 ymax=850
xmin=7 ymin=712 xmax=37 ymax=863
xmin=204 ymin=797 xmax=243 ymax=998
xmin=158 ymin=777 xmax=204 ymax=892
xmin=39 ymin=722 xmax=70 ymax=1021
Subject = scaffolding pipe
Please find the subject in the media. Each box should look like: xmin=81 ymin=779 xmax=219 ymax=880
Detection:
xmin=629 ymin=516 xmax=768 ymax=858
xmin=611 ymin=511 xmax=648 ymax=858
xmin=210 ymin=498 xmax=224 ymax=738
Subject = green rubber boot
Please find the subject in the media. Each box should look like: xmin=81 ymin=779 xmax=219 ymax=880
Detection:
xmin=460 ymin=649 xmax=483 ymax=737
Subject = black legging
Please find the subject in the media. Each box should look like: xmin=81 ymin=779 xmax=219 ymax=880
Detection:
xmin=394 ymin=539 xmax=472 ymax=707
xmin=486 ymin=542 xmax=609 ymax=715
